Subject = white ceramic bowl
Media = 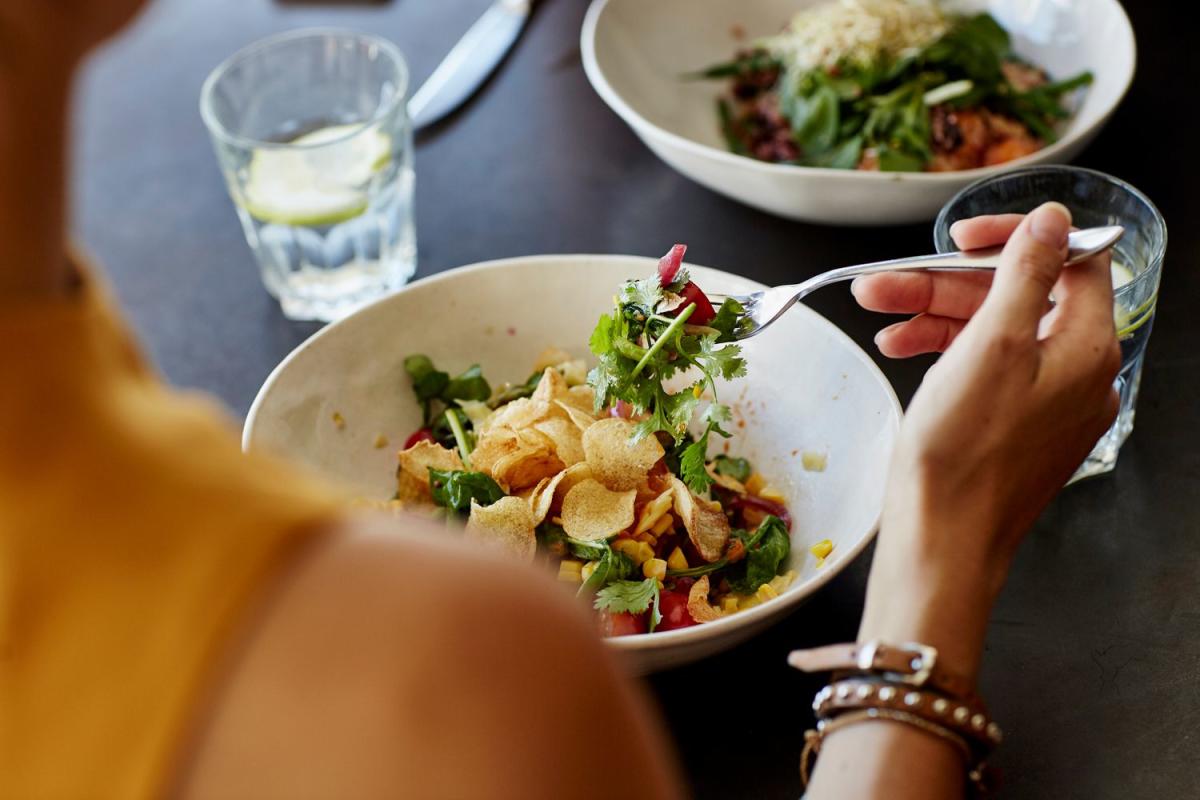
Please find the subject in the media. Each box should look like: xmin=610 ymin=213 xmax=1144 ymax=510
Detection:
xmin=244 ymin=256 xmax=901 ymax=672
xmin=581 ymin=0 xmax=1135 ymax=225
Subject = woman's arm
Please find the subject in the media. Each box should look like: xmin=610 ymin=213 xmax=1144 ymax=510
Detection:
xmin=177 ymin=518 xmax=687 ymax=799
xmin=0 ymin=1 xmax=150 ymax=297
xmin=807 ymin=204 xmax=1121 ymax=798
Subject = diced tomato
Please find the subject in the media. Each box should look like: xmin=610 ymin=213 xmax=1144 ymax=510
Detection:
xmin=657 ymin=589 xmax=698 ymax=631
xmin=403 ymin=428 xmax=436 ymax=449
xmin=729 ymin=493 xmax=793 ymax=531
xmin=677 ymin=281 xmax=716 ymax=326
xmin=657 ymin=244 xmax=687 ymax=286
xmin=599 ymin=611 xmax=647 ymax=637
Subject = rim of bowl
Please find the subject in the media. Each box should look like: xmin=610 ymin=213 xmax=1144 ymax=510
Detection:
xmin=200 ymin=27 xmax=410 ymax=152
xmin=244 ymin=254 xmax=904 ymax=651
xmin=580 ymin=0 xmax=1137 ymax=184
xmin=933 ymin=164 xmax=1169 ymax=294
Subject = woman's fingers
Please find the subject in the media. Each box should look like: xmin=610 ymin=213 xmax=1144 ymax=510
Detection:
xmin=948 ymin=214 xmax=1025 ymax=250
xmin=852 ymin=271 xmax=993 ymax=318
xmin=974 ymin=203 xmax=1072 ymax=337
xmin=1047 ymin=250 xmax=1115 ymax=337
xmin=875 ymin=314 xmax=968 ymax=358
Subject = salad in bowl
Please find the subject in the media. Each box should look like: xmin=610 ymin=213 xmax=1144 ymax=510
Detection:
xmin=386 ymin=246 xmax=828 ymax=636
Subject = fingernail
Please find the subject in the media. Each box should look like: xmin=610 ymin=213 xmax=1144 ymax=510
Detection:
xmin=949 ymin=219 xmax=965 ymax=239
xmin=1029 ymin=202 xmax=1071 ymax=248
xmin=850 ymin=277 xmax=863 ymax=297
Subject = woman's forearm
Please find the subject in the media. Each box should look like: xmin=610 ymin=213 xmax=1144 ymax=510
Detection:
xmin=0 ymin=57 xmax=75 ymax=296
xmin=805 ymin=507 xmax=1004 ymax=800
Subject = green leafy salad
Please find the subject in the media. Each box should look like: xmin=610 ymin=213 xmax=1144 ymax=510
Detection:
xmin=698 ymin=0 xmax=1093 ymax=171
xmin=389 ymin=244 xmax=813 ymax=636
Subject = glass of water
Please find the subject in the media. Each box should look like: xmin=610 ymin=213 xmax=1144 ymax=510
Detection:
xmin=935 ymin=166 xmax=1168 ymax=483
xmin=201 ymin=29 xmax=416 ymax=321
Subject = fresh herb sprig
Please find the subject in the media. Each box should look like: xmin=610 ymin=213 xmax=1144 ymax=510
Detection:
xmin=594 ymin=579 xmax=663 ymax=632
xmin=587 ymin=270 xmax=749 ymax=494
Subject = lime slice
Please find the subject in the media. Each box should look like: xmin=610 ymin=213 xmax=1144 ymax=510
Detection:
xmin=238 ymin=124 xmax=391 ymax=226
xmin=1110 ymin=259 xmax=1153 ymax=339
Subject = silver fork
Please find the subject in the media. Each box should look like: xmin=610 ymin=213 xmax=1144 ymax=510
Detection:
xmin=708 ymin=225 xmax=1124 ymax=340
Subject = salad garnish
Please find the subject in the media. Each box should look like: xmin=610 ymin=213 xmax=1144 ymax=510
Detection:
xmin=587 ymin=243 xmax=751 ymax=494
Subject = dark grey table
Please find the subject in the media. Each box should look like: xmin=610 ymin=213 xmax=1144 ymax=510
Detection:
xmin=77 ymin=1 xmax=1195 ymax=797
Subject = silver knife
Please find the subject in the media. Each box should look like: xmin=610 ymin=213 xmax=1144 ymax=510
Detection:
xmin=408 ymin=0 xmax=534 ymax=131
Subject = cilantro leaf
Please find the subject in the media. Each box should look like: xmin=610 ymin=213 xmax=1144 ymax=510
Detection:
xmin=695 ymin=334 xmax=747 ymax=382
xmin=679 ymin=433 xmax=713 ymax=494
xmin=594 ymin=578 xmax=659 ymax=616
xmin=428 ymin=469 xmax=506 ymax=514
xmin=620 ymin=276 xmax=665 ymax=314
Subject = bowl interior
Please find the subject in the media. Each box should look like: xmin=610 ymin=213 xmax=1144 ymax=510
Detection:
xmin=587 ymin=0 xmax=1133 ymax=173
xmin=245 ymin=256 xmax=901 ymax=644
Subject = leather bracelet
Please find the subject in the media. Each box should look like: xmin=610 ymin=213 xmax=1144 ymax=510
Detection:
xmin=800 ymin=707 xmax=994 ymax=797
xmin=789 ymin=639 xmax=977 ymax=702
xmin=813 ymin=677 xmax=1002 ymax=754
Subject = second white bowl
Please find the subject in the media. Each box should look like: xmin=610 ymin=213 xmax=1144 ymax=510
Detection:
xmin=581 ymin=0 xmax=1135 ymax=225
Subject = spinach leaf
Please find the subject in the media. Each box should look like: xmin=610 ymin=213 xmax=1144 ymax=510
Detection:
xmin=709 ymin=298 xmax=751 ymax=342
xmin=804 ymin=135 xmax=863 ymax=170
xmin=404 ymin=354 xmax=450 ymax=426
xmin=728 ymin=516 xmax=790 ymax=593
xmin=713 ymin=454 xmax=753 ymax=483
xmin=444 ymin=364 xmax=491 ymax=404
xmin=428 ymin=469 xmax=506 ymax=514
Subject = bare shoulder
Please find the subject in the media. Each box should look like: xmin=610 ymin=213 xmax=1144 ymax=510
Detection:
xmin=176 ymin=514 xmax=684 ymax=800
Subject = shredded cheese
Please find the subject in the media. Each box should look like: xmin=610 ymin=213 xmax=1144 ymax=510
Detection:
xmin=762 ymin=0 xmax=950 ymax=73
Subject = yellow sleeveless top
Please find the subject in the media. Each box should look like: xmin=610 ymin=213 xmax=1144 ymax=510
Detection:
xmin=0 ymin=261 xmax=343 ymax=798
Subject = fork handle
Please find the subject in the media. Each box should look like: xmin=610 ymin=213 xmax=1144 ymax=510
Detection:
xmin=809 ymin=226 xmax=1124 ymax=288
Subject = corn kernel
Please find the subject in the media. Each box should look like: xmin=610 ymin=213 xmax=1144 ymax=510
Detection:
xmin=769 ymin=570 xmax=797 ymax=593
xmin=635 ymin=490 xmax=674 ymax=534
xmin=331 ymin=411 xmax=346 ymax=430
xmin=744 ymin=473 xmax=766 ymax=495
xmin=738 ymin=595 xmax=762 ymax=611
xmin=557 ymin=560 xmax=583 ymax=583
xmin=810 ymin=539 xmax=834 ymax=560
xmin=643 ymin=558 xmax=667 ymax=581
xmin=756 ymin=583 xmax=779 ymax=602
xmin=614 ymin=539 xmax=654 ymax=566
xmin=373 ymin=434 xmax=389 ymax=449
xmin=721 ymin=596 xmax=740 ymax=614
xmin=651 ymin=514 xmax=674 ymax=536
xmin=801 ymin=451 xmax=828 ymax=472
xmin=581 ymin=561 xmax=599 ymax=582
xmin=666 ymin=546 xmax=689 ymax=571
xmin=692 ymin=384 xmax=703 ymax=399
xmin=635 ymin=532 xmax=658 ymax=548
xmin=614 ymin=539 xmax=641 ymax=559
xmin=758 ymin=485 xmax=787 ymax=504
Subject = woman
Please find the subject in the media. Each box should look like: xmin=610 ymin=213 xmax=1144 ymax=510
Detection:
xmin=0 ymin=2 xmax=1119 ymax=797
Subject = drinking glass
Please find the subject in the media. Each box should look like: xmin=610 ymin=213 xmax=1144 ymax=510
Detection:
xmin=934 ymin=166 xmax=1168 ymax=483
xmin=201 ymin=29 xmax=416 ymax=321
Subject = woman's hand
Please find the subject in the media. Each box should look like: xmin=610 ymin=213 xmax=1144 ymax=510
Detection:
xmin=860 ymin=203 xmax=1121 ymax=681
